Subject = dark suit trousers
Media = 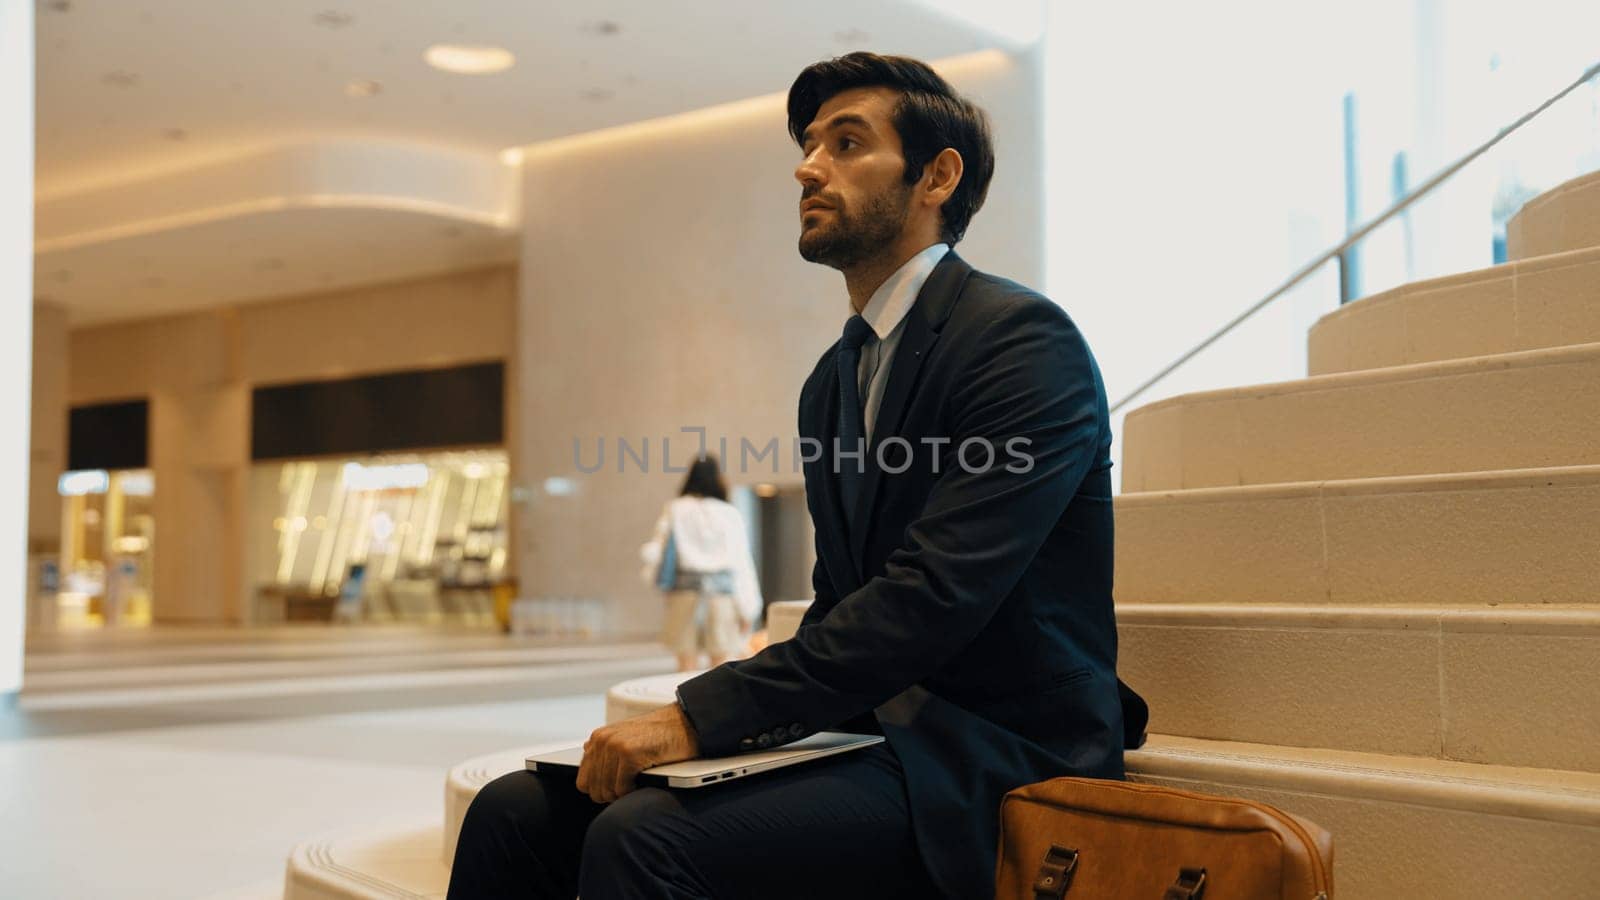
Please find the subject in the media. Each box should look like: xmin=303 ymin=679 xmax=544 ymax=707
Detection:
xmin=446 ymin=742 xmax=936 ymax=899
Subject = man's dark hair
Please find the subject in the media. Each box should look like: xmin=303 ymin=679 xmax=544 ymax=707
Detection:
xmin=679 ymin=454 xmax=728 ymax=502
xmin=787 ymin=52 xmax=995 ymax=245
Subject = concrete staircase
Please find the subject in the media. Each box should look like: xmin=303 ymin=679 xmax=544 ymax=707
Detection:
xmin=1112 ymin=169 xmax=1600 ymax=895
xmin=282 ymin=175 xmax=1600 ymax=897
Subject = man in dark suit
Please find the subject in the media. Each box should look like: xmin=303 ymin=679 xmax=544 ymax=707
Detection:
xmin=448 ymin=52 xmax=1145 ymax=899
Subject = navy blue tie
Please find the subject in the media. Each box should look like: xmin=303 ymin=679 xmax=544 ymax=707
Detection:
xmin=836 ymin=314 xmax=875 ymax=525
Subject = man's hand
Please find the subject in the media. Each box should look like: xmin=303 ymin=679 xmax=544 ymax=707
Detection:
xmin=575 ymin=702 xmax=701 ymax=804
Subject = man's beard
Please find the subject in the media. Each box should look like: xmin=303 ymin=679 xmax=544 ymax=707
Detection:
xmin=798 ymin=180 xmax=914 ymax=270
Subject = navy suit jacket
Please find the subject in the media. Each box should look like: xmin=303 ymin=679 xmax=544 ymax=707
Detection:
xmin=677 ymin=250 xmax=1146 ymax=898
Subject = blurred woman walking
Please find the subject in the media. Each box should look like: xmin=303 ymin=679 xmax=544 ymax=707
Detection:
xmin=639 ymin=454 xmax=763 ymax=671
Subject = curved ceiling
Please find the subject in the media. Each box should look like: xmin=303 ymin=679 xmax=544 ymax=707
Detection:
xmin=33 ymin=0 xmax=1031 ymax=323
xmin=34 ymin=140 xmax=520 ymax=323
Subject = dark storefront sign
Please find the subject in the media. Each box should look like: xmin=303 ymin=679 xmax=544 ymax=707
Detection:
xmin=69 ymin=399 xmax=150 ymax=471
xmin=251 ymin=361 xmax=504 ymax=460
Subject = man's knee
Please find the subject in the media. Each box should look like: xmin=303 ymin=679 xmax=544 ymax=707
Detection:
xmin=461 ymin=770 xmax=556 ymax=841
xmin=580 ymin=788 xmax=687 ymax=879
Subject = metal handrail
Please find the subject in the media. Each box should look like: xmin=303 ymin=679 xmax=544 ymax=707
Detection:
xmin=1110 ymin=59 xmax=1600 ymax=415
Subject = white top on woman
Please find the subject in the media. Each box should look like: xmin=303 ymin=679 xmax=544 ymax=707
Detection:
xmin=639 ymin=495 xmax=764 ymax=626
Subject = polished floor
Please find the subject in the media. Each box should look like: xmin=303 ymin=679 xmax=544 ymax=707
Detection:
xmin=2 ymin=625 xmax=676 ymax=899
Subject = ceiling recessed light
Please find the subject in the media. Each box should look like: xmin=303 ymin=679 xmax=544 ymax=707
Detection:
xmin=424 ymin=44 xmax=515 ymax=75
xmin=313 ymin=10 xmax=353 ymax=29
xmin=345 ymin=79 xmax=382 ymax=98
xmin=498 ymin=147 xmax=524 ymax=166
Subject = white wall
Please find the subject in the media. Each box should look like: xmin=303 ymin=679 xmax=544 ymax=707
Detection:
xmin=514 ymin=50 xmax=1044 ymax=636
xmin=1043 ymin=1 xmax=1353 ymax=484
xmin=1 ymin=0 xmax=34 ymax=694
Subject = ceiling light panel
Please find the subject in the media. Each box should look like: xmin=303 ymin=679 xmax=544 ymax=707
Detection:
xmin=424 ymin=44 xmax=516 ymax=75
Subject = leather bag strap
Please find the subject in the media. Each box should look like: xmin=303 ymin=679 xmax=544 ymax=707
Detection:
xmin=1032 ymin=845 xmax=1079 ymax=899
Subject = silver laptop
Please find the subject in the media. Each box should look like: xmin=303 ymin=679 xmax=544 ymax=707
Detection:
xmin=526 ymin=731 xmax=884 ymax=789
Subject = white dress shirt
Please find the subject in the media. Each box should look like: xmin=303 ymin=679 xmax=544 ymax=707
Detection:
xmin=853 ymin=242 xmax=951 ymax=444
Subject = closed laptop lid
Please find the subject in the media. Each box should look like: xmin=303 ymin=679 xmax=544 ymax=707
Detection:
xmin=526 ymin=731 xmax=883 ymax=778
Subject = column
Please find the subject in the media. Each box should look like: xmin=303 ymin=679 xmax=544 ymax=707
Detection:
xmin=1 ymin=0 xmax=36 ymax=696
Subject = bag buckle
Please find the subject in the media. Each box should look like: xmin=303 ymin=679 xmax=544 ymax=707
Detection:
xmin=1163 ymin=866 xmax=1208 ymax=899
xmin=1032 ymin=845 xmax=1079 ymax=899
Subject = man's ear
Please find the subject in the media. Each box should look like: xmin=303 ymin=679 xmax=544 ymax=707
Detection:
xmin=921 ymin=147 xmax=964 ymax=210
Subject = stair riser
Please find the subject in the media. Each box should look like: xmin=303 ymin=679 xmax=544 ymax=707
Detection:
xmin=1308 ymin=248 xmax=1600 ymax=374
xmin=1129 ymin=771 xmax=1600 ymax=900
xmin=1509 ymin=172 xmax=1600 ymax=260
xmin=1123 ymin=350 xmax=1600 ymax=491
xmin=1114 ymin=477 xmax=1600 ymax=606
xmin=1118 ymin=614 xmax=1600 ymax=771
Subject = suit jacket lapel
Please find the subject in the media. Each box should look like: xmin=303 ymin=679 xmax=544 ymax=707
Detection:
xmin=846 ymin=250 xmax=973 ymax=577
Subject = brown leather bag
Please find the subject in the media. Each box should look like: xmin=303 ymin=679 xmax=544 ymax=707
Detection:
xmin=995 ymin=777 xmax=1334 ymax=899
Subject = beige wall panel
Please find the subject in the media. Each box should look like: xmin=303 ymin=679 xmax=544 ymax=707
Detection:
xmin=236 ymin=266 xmax=515 ymax=386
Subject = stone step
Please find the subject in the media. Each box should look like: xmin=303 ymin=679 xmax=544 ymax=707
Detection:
xmin=284 ymin=821 xmax=447 ymax=900
xmin=1122 ymin=341 xmax=1600 ymax=491
xmin=21 ymin=641 xmax=665 ymax=692
xmin=1307 ymin=245 xmax=1600 ymax=375
xmin=1129 ymin=735 xmax=1600 ymax=899
xmin=1117 ymin=604 xmax=1600 ymax=772
xmin=1508 ymin=169 xmax=1600 ymax=260
xmin=1113 ymin=464 xmax=1600 ymax=606
xmin=301 ymin=733 xmax=1600 ymax=900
